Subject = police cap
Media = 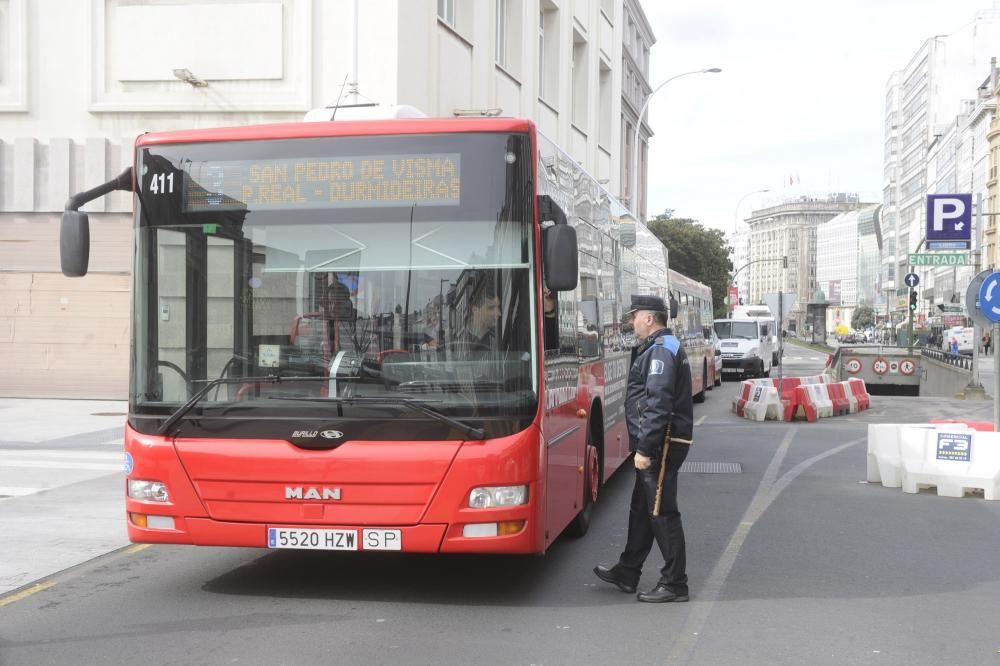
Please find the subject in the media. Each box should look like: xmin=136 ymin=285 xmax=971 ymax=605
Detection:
xmin=626 ymin=294 xmax=667 ymax=315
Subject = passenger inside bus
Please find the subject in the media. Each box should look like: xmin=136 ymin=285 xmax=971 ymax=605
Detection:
xmin=454 ymin=279 xmax=500 ymax=352
xmin=318 ymin=275 xmax=360 ymax=355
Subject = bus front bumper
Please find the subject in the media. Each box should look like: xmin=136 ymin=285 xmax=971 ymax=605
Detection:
xmin=126 ymin=514 xmax=537 ymax=553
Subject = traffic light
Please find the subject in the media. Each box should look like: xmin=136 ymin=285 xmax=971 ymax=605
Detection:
xmin=909 ymin=290 xmax=918 ymax=312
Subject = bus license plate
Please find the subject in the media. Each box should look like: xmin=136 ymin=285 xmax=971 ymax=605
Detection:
xmin=266 ymin=527 xmax=403 ymax=551
xmin=267 ymin=527 xmax=358 ymax=551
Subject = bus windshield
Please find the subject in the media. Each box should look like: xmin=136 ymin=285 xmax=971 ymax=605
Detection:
xmin=714 ymin=321 xmax=759 ymax=340
xmin=130 ymin=132 xmax=536 ymax=438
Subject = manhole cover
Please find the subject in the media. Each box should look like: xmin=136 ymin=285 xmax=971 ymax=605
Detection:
xmin=680 ymin=462 xmax=742 ymax=474
xmin=90 ymin=412 xmax=126 ymax=417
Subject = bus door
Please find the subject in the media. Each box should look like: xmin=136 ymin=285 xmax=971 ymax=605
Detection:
xmin=543 ymin=287 xmax=584 ymax=540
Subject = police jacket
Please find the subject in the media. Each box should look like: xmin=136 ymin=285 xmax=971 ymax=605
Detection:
xmin=625 ymin=328 xmax=694 ymax=458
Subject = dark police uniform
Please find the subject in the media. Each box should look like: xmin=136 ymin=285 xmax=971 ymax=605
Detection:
xmin=594 ymin=296 xmax=694 ymax=602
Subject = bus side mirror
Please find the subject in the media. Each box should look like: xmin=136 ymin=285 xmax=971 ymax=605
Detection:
xmin=60 ymin=210 xmax=90 ymax=277
xmin=538 ymin=195 xmax=578 ymax=291
xmin=59 ymin=167 xmax=133 ymax=278
xmin=669 ymin=296 xmax=678 ymax=320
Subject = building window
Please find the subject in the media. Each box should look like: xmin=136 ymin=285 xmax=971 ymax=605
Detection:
xmin=622 ymin=120 xmax=634 ymax=202
xmin=598 ymin=61 xmax=612 ymax=148
xmin=538 ymin=1 xmax=558 ymax=103
xmin=495 ymin=0 xmax=508 ymax=68
xmin=538 ymin=9 xmax=544 ymax=96
xmin=438 ymin=0 xmax=455 ymax=27
xmin=571 ymin=30 xmax=589 ymax=127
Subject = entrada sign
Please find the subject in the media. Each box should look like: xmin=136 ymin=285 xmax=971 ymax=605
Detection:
xmin=908 ymin=253 xmax=968 ymax=266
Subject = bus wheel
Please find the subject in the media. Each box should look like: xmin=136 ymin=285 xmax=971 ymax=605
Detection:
xmin=693 ymin=364 xmax=707 ymax=403
xmin=568 ymin=440 xmax=599 ymax=537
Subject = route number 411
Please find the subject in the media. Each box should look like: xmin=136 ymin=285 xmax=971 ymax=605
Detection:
xmin=149 ymin=172 xmax=175 ymax=194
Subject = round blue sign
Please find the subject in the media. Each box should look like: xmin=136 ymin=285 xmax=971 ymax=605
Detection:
xmin=977 ymin=272 xmax=1000 ymax=323
xmin=123 ymin=452 xmax=134 ymax=475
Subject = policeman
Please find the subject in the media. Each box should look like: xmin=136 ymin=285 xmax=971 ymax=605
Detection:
xmin=593 ymin=294 xmax=694 ymax=602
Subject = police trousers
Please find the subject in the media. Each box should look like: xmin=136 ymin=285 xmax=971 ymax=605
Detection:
xmin=617 ymin=443 xmax=689 ymax=593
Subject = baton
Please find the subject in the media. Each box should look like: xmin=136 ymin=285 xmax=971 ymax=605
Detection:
xmin=652 ymin=421 xmax=672 ymax=517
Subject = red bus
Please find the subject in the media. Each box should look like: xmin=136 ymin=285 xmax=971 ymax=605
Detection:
xmin=668 ymin=268 xmax=718 ymax=399
xmin=60 ymin=116 xmax=703 ymax=554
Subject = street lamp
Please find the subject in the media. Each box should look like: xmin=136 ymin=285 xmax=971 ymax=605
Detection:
xmin=731 ymin=189 xmax=768 ymax=308
xmin=733 ymin=188 xmax=769 ymax=234
xmin=630 ymin=67 xmax=722 ymax=219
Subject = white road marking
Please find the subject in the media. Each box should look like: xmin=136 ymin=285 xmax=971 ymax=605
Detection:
xmin=0 ymin=460 xmax=120 ymax=471
xmin=667 ymin=431 xmax=866 ymax=663
xmin=0 ymin=487 xmax=44 ymax=497
xmin=0 ymin=450 xmax=120 ymax=460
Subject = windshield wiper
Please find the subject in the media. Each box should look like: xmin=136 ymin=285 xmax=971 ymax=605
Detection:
xmin=264 ymin=394 xmax=486 ymax=440
xmin=158 ymin=374 xmax=329 ymax=436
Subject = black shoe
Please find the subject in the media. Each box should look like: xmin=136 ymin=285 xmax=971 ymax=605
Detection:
xmin=593 ymin=565 xmax=637 ymax=594
xmin=637 ymin=584 xmax=689 ymax=603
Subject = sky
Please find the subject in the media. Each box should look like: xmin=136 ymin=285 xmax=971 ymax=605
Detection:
xmin=639 ymin=0 xmax=1000 ymax=235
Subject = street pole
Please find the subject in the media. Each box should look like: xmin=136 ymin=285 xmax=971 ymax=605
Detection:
xmin=994 ymin=320 xmax=999 ymax=431
xmin=630 ymin=68 xmax=722 ymax=218
xmin=777 ymin=288 xmax=784 ymax=393
xmin=907 ymin=286 xmax=914 ymax=354
xmin=971 ymin=193 xmax=983 ymax=388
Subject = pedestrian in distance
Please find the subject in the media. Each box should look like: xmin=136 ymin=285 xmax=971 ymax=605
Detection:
xmin=593 ymin=294 xmax=694 ymax=603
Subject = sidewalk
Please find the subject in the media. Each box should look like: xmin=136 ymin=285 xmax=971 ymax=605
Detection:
xmin=0 ymin=398 xmax=130 ymax=595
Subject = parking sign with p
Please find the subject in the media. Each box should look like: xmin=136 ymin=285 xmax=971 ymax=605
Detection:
xmin=926 ymin=194 xmax=972 ymax=249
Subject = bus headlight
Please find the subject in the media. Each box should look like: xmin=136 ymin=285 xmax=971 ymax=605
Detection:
xmin=128 ymin=479 xmax=170 ymax=503
xmin=468 ymin=485 xmax=528 ymax=508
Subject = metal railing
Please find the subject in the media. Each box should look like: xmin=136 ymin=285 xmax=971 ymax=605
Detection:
xmin=921 ymin=348 xmax=973 ymax=370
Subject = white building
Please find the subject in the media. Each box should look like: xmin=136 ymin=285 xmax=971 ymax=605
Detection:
xmin=730 ymin=227 xmax=751 ymax=308
xmin=816 ymin=205 xmax=880 ymax=332
xmin=746 ymin=195 xmax=871 ymax=334
xmin=922 ymin=69 xmax=998 ymax=316
xmin=882 ymin=12 xmax=1000 ymax=315
xmin=817 ymin=209 xmax=866 ymax=308
xmin=0 ymin=0 xmax=653 ymax=398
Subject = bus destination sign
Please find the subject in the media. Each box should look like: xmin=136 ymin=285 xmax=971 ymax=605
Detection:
xmin=182 ymin=153 xmax=462 ymax=212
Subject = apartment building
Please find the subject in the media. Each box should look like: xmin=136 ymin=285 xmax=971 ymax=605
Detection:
xmin=0 ymin=0 xmax=653 ymax=398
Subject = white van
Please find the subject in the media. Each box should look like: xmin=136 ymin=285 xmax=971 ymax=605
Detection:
xmin=942 ymin=326 xmax=974 ymax=355
xmin=713 ymin=317 xmax=775 ymax=379
xmin=732 ymin=305 xmax=781 ymax=366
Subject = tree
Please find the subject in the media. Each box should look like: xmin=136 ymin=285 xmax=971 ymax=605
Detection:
xmin=851 ymin=304 xmax=875 ymax=330
xmin=647 ymin=212 xmax=733 ymax=318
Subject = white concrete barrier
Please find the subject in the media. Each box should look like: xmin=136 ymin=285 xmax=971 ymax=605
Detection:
xmin=899 ymin=428 xmax=1000 ymax=500
xmin=866 ymin=424 xmax=965 ymax=487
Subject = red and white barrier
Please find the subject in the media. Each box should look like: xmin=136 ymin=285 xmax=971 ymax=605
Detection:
xmin=826 ymin=382 xmax=852 ymax=416
xmin=733 ymin=382 xmax=782 ymax=421
xmin=735 ymin=377 xmax=870 ymax=423
xmin=791 ymin=383 xmax=834 ymax=422
xmin=847 ymin=378 xmax=871 ymax=411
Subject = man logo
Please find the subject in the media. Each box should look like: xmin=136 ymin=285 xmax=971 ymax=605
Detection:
xmin=285 ymin=486 xmax=342 ymax=501
xmin=320 ymin=430 xmax=344 ymax=439
xmin=650 ymin=359 xmax=664 ymax=375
